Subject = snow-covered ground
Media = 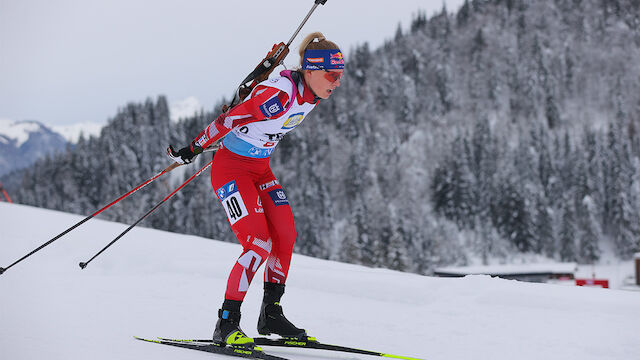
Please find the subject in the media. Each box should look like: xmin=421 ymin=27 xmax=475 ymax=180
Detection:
xmin=1 ymin=202 xmax=639 ymax=360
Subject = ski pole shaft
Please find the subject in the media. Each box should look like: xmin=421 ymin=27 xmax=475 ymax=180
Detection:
xmin=79 ymin=159 xmax=214 ymax=269
xmin=286 ymin=0 xmax=328 ymax=47
xmin=0 ymin=162 xmax=182 ymax=276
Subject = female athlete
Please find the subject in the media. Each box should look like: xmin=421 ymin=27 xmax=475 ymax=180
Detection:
xmin=167 ymin=32 xmax=344 ymax=347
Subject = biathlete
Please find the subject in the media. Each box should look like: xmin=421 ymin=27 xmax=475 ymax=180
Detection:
xmin=167 ymin=32 xmax=344 ymax=347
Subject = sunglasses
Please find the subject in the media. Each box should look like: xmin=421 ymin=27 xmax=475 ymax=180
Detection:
xmin=323 ymin=70 xmax=343 ymax=83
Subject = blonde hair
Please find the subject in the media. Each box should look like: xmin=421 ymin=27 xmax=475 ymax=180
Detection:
xmin=298 ymin=32 xmax=341 ymax=67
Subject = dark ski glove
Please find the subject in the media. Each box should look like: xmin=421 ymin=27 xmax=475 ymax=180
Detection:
xmin=167 ymin=142 xmax=203 ymax=164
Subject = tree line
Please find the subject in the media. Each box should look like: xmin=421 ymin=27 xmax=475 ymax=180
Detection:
xmin=4 ymin=0 xmax=639 ymax=273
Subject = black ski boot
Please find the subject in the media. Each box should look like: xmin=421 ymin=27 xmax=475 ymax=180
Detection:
xmin=257 ymin=282 xmax=307 ymax=339
xmin=212 ymin=300 xmax=255 ymax=348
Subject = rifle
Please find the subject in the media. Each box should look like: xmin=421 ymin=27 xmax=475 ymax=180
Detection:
xmin=223 ymin=0 xmax=328 ymax=111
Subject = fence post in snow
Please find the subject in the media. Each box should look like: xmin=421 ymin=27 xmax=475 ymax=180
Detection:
xmin=635 ymin=253 xmax=640 ymax=286
xmin=0 ymin=181 xmax=12 ymax=203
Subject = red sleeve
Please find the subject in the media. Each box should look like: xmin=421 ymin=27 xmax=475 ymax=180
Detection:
xmin=191 ymin=85 xmax=290 ymax=149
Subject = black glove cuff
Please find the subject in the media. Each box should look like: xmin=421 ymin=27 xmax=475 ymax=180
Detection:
xmin=190 ymin=142 xmax=203 ymax=155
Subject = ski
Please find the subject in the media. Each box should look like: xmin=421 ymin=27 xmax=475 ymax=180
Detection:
xmin=157 ymin=336 xmax=425 ymax=360
xmin=134 ymin=336 xmax=290 ymax=360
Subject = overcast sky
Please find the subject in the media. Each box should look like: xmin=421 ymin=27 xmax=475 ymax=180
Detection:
xmin=1 ymin=0 xmax=464 ymax=127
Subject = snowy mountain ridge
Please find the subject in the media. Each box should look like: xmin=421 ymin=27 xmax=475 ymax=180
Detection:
xmin=0 ymin=118 xmax=102 ymax=145
xmin=0 ymin=119 xmax=69 ymax=176
xmin=0 ymin=118 xmax=43 ymax=147
xmin=51 ymin=121 xmax=104 ymax=143
xmin=0 ymin=96 xmax=200 ymax=176
xmin=1 ymin=202 xmax=639 ymax=360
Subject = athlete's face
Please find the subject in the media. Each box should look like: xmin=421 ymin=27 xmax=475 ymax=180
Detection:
xmin=304 ymin=69 xmax=343 ymax=99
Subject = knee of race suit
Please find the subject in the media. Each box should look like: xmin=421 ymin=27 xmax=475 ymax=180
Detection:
xmin=234 ymin=236 xmax=272 ymax=292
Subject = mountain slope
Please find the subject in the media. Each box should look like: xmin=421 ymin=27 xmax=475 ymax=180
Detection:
xmin=1 ymin=202 xmax=639 ymax=360
xmin=0 ymin=119 xmax=69 ymax=176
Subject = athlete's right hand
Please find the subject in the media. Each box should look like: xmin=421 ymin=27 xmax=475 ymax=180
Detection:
xmin=167 ymin=143 xmax=202 ymax=164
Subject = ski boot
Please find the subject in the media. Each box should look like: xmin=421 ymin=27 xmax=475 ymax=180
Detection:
xmin=257 ymin=282 xmax=307 ymax=339
xmin=212 ymin=300 xmax=255 ymax=348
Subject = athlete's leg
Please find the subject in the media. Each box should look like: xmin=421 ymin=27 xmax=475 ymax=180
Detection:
xmin=254 ymin=173 xmax=305 ymax=337
xmin=211 ymin=153 xmax=273 ymax=301
xmin=256 ymin=174 xmax=297 ymax=285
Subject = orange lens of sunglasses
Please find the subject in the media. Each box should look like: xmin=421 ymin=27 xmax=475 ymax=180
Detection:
xmin=323 ymin=70 xmax=343 ymax=82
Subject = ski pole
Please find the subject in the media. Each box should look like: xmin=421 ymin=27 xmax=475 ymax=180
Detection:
xmin=79 ymin=158 xmax=214 ymax=269
xmin=0 ymin=162 xmax=182 ymax=276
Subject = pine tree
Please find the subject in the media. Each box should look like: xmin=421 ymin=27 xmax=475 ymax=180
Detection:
xmin=350 ymin=43 xmax=371 ymax=86
xmin=577 ymin=195 xmax=601 ymax=263
xmin=394 ymin=23 xmax=403 ymax=41
xmin=434 ymin=61 xmax=454 ymax=113
xmin=457 ymin=0 xmax=471 ymax=27
xmin=558 ymin=198 xmax=577 ymax=262
xmin=410 ymin=10 xmax=428 ymax=34
xmin=385 ymin=223 xmax=409 ymax=271
xmin=468 ymin=28 xmax=488 ymax=113
xmin=431 ymin=162 xmax=454 ymax=219
xmin=534 ymin=196 xmax=555 ymax=257
xmin=494 ymin=176 xmax=535 ymax=252
xmin=603 ymin=119 xmax=640 ymax=257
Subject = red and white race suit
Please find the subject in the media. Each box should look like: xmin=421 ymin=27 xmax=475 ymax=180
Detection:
xmin=193 ymin=70 xmax=318 ymax=301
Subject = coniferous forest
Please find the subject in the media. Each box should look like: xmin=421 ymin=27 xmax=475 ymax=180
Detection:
xmin=4 ymin=0 xmax=640 ymax=274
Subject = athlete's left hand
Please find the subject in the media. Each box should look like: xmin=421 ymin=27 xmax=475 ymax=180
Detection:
xmin=167 ymin=143 xmax=202 ymax=164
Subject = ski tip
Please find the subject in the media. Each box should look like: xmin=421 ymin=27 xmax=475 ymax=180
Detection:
xmin=134 ymin=336 xmax=162 ymax=344
xmin=157 ymin=337 xmax=200 ymax=343
xmin=381 ymin=353 xmax=425 ymax=360
xmin=157 ymin=337 xmax=216 ymax=344
xmin=157 ymin=337 xmax=185 ymax=342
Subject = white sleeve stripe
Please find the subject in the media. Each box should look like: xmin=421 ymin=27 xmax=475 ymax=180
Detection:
xmin=224 ymin=114 xmax=252 ymax=129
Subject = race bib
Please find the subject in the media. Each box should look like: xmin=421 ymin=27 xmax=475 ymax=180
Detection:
xmin=216 ymin=181 xmax=249 ymax=225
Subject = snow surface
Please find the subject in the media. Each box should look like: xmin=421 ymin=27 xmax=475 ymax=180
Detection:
xmin=1 ymin=202 xmax=639 ymax=360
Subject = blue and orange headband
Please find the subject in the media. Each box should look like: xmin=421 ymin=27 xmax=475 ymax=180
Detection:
xmin=302 ymin=49 xmax=345 ymax=70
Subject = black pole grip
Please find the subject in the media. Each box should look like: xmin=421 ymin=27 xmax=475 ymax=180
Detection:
xmin=315 ymin=0 xmax=327 ymax=4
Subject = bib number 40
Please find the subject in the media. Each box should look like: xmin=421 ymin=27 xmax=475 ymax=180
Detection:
xmin=217 ymin=181 xmax=249 ymax=225
xmin=223 ymin=193 xmax=248 ymax=225
xmin=226 ymin=196 xmax=243 ymax=221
